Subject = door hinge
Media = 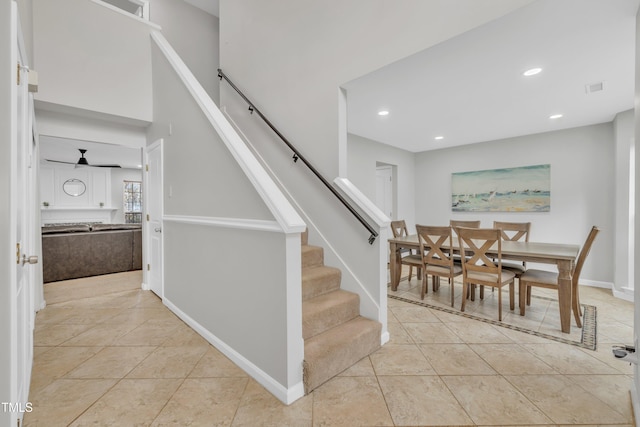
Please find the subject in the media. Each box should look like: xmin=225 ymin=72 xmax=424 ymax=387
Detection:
xmin=147 ymin=264 xmax=150 ymax=271
xmin=16 ymin=243 xmax=21 ymax=265
xmin=17 ymin=63 xmax=20 ymax=85
xmin=146 ymin=214 xmax=150 ymax=221
xmin=146 ymin=164 xmax=149 ymax=172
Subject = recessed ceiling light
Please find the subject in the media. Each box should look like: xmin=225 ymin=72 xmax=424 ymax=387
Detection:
xmin=549 ymin=114 xmax=563 ymax=119
xmin=378 ymin=110 xmax=389 ymax=116
xmin=523 ymin=67 xmax=542 ymax=77
xmin=434 ymin=136 xmax=444 ymax=140
xmin=137 ymin=164 xmax=142 ymax=168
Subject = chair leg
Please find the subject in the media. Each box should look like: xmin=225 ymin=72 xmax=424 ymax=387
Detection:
xmin=576 ymin=287 xmax=583 ymax=316
xmin=509 ymin=282 xmax=515 ymax=311
xmin=408 ymin=266 xmax=413 ymax=282
xmin=526 ymin=286 xmax=531 ymax=305
xmin=498 ymin=287 xmax=502 ymax=321
xmin=572 ymin=289 xmax=582 ymax=328
xmin=519 ymin=281 xmax=527 ymax=316
xmin=479 ymin=285 xmax=485 ymax=300
xmin=461 ymin=281 xmax=468 ymax=312
xmin=420 ymin=272 xmax=427 ymax=300
xmin=450 ymin=276 xmax=455 ymax=307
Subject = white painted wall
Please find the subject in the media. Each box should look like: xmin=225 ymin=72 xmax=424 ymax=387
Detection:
xmin=149 ymin=0 xmax=220 ymax=105
xmin=219 ymin=0 xmax=533 ymax=178
xmin=36 ymin=108 xmax=147 ymax=149
xmin=16 ymin=0 xmax=33 ymax=66
xmin=348 ymin=133 xmax=416 ymax=230
xmin=163 ymin=224 xmax=289 ymax=383
xmin=414 ymin=123 xmax=615 ymax=286
xmin=0 ymin=1 xmax=13 ymax=424
xmin=147 ymin=36 xmax=305 ymax=402
xmin=148 ymin=43 xmax=274 ymax=220
xmin=32 ymin=0 xmax=154 ymax=122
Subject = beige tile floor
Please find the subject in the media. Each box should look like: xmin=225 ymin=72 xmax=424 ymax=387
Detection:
xmin=24 ymin=270 xmax=635 ymax=426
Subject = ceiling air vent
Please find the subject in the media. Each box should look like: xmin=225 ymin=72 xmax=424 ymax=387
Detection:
xmin=585 ymin=81 xmax=605 ymax=94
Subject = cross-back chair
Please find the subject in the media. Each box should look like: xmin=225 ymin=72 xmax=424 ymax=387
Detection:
xmin=456 ymin=227 xmax=515 ymax=321
xmin=449 ymin=220 xmax=482 ymax=297
xmin=519 ymin=226 xmax=599 ymax=328
xmin=450 ymin=220 xmax=481 ymax=258
xmin=390 ymin=220 xmax=421 ymax=283
xmin=415 ymin=225 xmax=462 ymax=305
xmin=450 ymin=220 xmax=481 ymax=232
xmin=493 ymin=221 xmax=531 ymax=277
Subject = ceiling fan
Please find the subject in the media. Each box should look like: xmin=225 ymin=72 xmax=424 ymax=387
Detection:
xmin=46 ymin=149 xmax=121 ymax=168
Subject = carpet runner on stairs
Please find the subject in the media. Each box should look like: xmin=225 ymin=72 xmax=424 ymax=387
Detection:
xmin=301 ymin=230 xmax=381 ymax=393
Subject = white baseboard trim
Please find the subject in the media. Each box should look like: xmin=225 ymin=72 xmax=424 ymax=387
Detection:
xmin=141 ymin=281 xmax=150 ymax=291
xmin=580 ymin=280 xmax=634 ymax=302
xmin=381 ymin=331 xmax=390 ymax=346
xmin=163 ymin=297 xmax=304 ymax=405
xmin=580 ymin=279 xmax=613 ymax=289
xmin=631 ymin=381 xmax=640 ymax=427
xmin=613 ymin=287 xmax=634 ymax=302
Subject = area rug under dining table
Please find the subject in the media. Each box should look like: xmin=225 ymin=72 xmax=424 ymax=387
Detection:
xmin=388 ymin=274 xmax=597 ymax=350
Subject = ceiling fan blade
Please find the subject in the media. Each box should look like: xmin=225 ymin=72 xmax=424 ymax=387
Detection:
xmin=47 ymin=150 xmax=122 ymax=168
xmin=45 ymin=159 xmax=76 ymax=165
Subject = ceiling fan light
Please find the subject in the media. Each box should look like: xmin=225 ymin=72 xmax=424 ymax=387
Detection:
xmin=77 ymin=157 xmax=89 ymax=165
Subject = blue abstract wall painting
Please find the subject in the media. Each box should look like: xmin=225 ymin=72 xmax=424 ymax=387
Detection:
xmin=451 ymin=164 xmax=550 ymax=212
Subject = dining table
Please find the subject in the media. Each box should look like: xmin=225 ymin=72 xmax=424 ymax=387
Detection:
xmin=389 ymin=235 xmax=581 ymax=334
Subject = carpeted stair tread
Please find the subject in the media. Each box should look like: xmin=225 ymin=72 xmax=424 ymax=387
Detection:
xmin=302 ymin=265 xmax=341 ymax=300
xmin=302 ymin=290 xmax=360 ymax=340
xmin=303 ymin=316 xmax=381 ymax=393
xmin=302 ymin=245 xmax=324 ymax=268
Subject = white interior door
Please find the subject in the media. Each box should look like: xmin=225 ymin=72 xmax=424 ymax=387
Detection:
xmin=12 ymin=6 xmax=37 ymax=422
xmin=146 ymin=140 xmax=163 ymax=298
xmin=375 ymin=166 xmax=393 ymax=219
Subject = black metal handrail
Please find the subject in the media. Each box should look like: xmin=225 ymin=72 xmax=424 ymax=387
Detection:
xmin=218 ymin=69 xmax=378 ymax=244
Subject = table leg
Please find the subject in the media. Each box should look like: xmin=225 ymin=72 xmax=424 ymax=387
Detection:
xmin=557 ymin=259 xmax=573 ymax=334
xmin=390 ymin=241 xmax=399 ymax=291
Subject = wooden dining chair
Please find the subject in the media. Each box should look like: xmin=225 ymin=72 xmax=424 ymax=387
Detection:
xmin=519 ymin=226 xmax=599 ymax=328
xmin=456 ymin=227 xmax=515 ymax=321
xmin=415 ymin=225 xmax=462 ymax=305
xmin=390 ymin=220 xmax=422 ymax=282
xmin=450 ymin=220 xmax=481 ymax=257
xmin=493 ymin=221 xmax=531 ymax=277
xmin=450 ymin=220 xmax=481 ymax=231
xmin=449 ymin=220 xmax=481 ymax=297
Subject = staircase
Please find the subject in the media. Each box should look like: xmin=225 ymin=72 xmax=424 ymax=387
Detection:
xmin=301 ymin=230 xmax=382 ymax=393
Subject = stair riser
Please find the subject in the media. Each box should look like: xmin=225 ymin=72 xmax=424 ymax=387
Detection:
xmin=303 ymin=319 xmax=381 ymax=393
xmin=302 ymin=294 xmax=360 ymax=340
xmin=302 ymin=269 xmax=341 ymax=301
xmin=302 ymin=246 xmax=324 ymax=268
